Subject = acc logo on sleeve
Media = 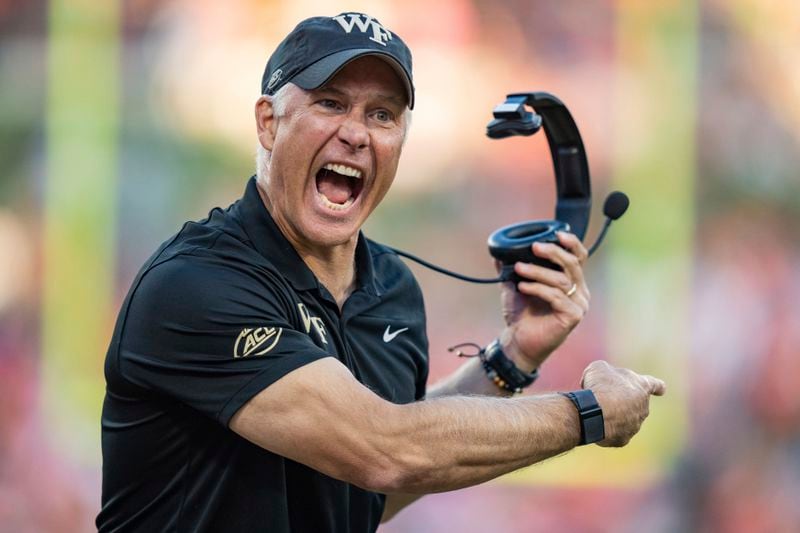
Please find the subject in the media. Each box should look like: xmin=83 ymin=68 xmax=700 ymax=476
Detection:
xmin=233 ymin=327 xmax=283 ymax=358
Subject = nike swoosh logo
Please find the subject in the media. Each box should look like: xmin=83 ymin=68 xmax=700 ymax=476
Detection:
xmin=383 ymin=325 xmax=409 ymax=343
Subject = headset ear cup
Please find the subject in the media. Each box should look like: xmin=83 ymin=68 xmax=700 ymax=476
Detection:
xmin=488 ymin=220 xmax=569 ymax=281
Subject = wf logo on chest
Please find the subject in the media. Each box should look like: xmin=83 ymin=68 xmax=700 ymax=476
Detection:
xmin=297 ymin=303 xmax=329 ymax=345
xmin=332 ymin=13 xmax=393 ymax=46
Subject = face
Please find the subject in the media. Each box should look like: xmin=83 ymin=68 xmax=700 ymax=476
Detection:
xmin=255 ymin=56 xmax=408 ymax=255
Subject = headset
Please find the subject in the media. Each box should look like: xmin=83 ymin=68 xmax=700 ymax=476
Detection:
xmin=390 ymin=91 xmax=629 ymax=285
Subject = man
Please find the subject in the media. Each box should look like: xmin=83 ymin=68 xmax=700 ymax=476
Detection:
xmin=97 ymin=12 xmax=665 ymax=532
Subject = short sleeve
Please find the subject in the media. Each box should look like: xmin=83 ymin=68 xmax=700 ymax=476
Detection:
xmin=117 ymin=254 xmax=331 ymax=426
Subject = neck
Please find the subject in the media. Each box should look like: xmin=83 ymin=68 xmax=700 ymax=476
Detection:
xmin=256 ymin=183 xmax=357 ymax=309
xmin=301 ymin=246 xmax=358 ymax=309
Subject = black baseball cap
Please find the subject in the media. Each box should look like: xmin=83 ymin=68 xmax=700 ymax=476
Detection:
xmin=261 ymin=13 xmax=415 ymax=109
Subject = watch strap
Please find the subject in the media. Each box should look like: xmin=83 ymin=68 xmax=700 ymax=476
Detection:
xmin=560 ymin=389 xmax=605 ymax=445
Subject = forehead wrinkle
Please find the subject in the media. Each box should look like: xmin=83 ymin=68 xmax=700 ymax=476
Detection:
xmin=377 ymin=93 xmax=406 ymax=106
xmin=314 ymin=86 xmax=346 ymax=97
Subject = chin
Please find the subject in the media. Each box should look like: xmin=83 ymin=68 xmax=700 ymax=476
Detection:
xmin=300 ymin=219 xmax=361 ymax=249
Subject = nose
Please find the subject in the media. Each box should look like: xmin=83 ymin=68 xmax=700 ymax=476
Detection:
xmin=337 ymin=113 xmax=370 ymax=152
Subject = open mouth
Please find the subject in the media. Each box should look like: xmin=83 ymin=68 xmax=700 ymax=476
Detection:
xmin=315 ymin=163 xmax=364 ymax=211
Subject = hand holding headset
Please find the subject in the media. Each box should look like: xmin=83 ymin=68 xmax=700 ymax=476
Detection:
xmin=390 ymin=91 xmax=629 ymax=285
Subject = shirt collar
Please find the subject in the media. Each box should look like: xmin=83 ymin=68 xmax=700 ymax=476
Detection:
xmin=233 ymin=176 xmax=381 ymax=297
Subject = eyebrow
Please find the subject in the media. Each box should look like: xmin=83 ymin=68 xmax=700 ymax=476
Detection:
xmin=315 ymin=86 xmax=406 ymax=106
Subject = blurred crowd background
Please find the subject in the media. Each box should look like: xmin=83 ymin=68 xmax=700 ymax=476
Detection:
xmin=1 ymin=0 xmax=799 ymax=531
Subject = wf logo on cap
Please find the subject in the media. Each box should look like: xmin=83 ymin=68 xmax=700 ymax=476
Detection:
xmin=332 ymin=13 xmax=393 ymax=46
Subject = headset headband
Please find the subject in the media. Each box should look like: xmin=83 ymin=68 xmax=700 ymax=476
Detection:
xmin=390 ymin=91 xmax=624 ymax=285
xmin=488 ymin=92 xmax=592 ymax=240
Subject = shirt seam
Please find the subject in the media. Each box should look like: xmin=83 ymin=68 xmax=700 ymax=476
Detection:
xmin=114 ymin=223 xmax=192 ymax=378
xmin=216 ymin=351 xmax=333 ymax=425
xmin=116 ymin=230 xmax=228 ymax=389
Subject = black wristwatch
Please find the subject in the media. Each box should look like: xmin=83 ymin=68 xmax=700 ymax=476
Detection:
xmin=560 ymin=389 xmax=605 ymax=445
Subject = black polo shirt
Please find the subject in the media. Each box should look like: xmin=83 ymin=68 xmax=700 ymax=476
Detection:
xmin=97 ymin=177 xmax=429 ymax=532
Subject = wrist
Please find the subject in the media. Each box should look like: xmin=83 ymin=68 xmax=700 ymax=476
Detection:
xmin=499 ymin=328 xmax=539 ymax=374
xmin=482 ymin=339 xmax=539 ymax=394
xmin=559 ymin=389 xmax=605 ymax=445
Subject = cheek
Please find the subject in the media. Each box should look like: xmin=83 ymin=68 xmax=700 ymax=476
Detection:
xmin=274 ymin=115 xmax=330 ymax=161
xmin=265 ymin=151 xmax=302 ymax=204
xmin=269 ymin=129 xmax=323 ymax=191
xmin=372 ymin=147 xmax=401 ymax=200
xmin=380 ymin=142 xmax=403 ymax=179
xmin=377 ymin=130 xmax=404 ymax=163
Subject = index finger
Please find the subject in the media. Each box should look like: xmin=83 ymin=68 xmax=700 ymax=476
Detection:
xmin=642 ymin=374 xmax=667 ymax=396
xmin=557 ymin=231 xmax=589 ymax=264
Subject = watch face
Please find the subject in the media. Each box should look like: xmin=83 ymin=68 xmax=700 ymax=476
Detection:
xmin=583 ymin=412 xmax=605 ymax=444
xmin=562 ymin=390 xmax=604 ymax=445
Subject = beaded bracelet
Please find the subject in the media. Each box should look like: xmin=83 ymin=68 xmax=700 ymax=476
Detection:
xmin=449 ymin=339 xmax=539 ymax=394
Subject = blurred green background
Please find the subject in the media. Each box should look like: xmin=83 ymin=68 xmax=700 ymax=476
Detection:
xmin=1 ymin=0 xmax=799 ymax=531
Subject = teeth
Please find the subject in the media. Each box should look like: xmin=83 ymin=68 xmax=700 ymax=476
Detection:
xmin=318 ymin=193 xmax=354 ymax=211
xmin=323 ymin=163 xmax=362 ymax=179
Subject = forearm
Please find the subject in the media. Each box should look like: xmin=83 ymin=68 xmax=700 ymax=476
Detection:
xmin=382 ymin=348 xmax=539 ymax=522
xmin=426 ymin=355 xmax=514 ymax=399
xmin=233 ymin=358 xmax=577 ymax=495
xmin=384 ymin=391 xmax=579 ymax=494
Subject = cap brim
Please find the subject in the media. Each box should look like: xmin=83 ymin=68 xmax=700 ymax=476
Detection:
xmin=291 ymin=49 xmax=415 ymax=109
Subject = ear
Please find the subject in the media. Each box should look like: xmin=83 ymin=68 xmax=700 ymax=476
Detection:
xmin=255 ymin=95 xmax=277 ymax=151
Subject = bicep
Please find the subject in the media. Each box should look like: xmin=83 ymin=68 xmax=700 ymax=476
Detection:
xmin=118 ymin=257 xmax=332 ymax=424
xmin=229 ymin=357 xmax=399 ymax=489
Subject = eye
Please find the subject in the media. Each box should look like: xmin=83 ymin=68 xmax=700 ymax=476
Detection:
xmin=373 ymin=109 xmax=394 ymax=123
xmin=318 ymin=99 xmax=343 ymax=111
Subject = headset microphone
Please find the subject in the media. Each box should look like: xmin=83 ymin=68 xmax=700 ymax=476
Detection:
xmin=602 ymin=190 xmax=630 ymax=220
xmin=389 ymin=91 xmax=628 ymax=286
xmin=587 ymin=191 xmax=629 ymax=257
